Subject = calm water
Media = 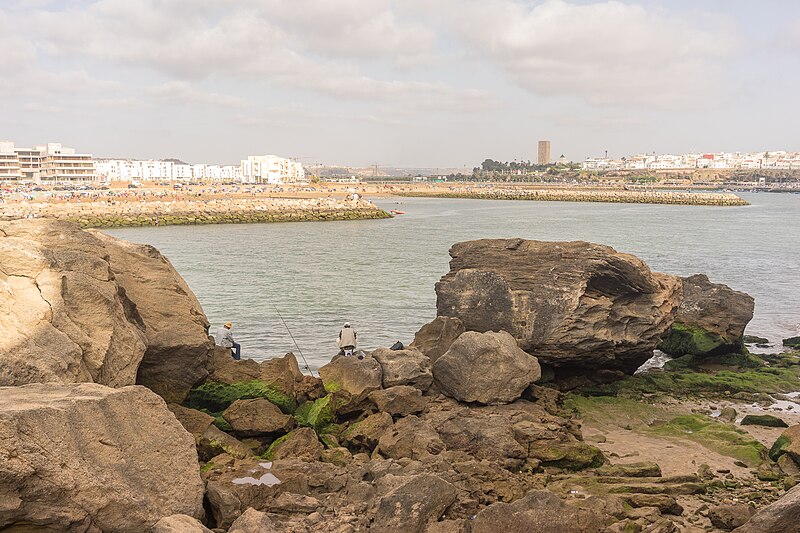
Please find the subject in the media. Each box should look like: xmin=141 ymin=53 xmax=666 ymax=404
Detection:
xmin=107 ymin=192 xmax=800 ymax=370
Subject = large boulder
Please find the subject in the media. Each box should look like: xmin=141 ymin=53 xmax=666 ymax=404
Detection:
xmin=371 ymin=347 xmax=433 ymax=390
xmin=222 ymin=398 xmax=295 ymax=437
xmin=91 ymin=231 xmax=215 ymax=403
xmin=435 ymin=239 xmax=682 ymax=372
xmin=377 ymin=415 xmax=446 ymax=460
xmin=0 ymin=383 xmax=205 ymax=532
xmin=0 ymin=219 xmax=147 ymax=388
xmin=369 ymin=385 xmax=427 ymax=416
xmin=318 ymin=354 xmax=383 ymax=402
xmin=432 ymin=330 xmax=540 ymax=405
xmin=411 ymin=316 xmax=465 ymax=362
xmin=0 ymin=219 xmax=215 ymax=403
xmin=733 ymin=483 xmax=800 ymax=533
xmin=660 ymin=274 xmax=755 ymax=357
xmin=265 ymin=427 xmax=323 ymax=461
xmin=471 ymin=490 xmax=606 ymax=533
xmin=372 ymin=474 xmax=458 ymax=533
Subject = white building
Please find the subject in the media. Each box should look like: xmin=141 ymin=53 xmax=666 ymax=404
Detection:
xmin=5 ymin=143 xmax=96 ymax=183
xmin=0 ymin=141 xmax=22 ymax=182
xmin=241 ymin=155 xmax=304 ymax=184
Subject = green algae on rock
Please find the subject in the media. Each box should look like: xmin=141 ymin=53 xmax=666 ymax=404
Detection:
xmin=740 ymin=414 xmax=789 ymax=428
xmin=659 ymin=323 xmax=733 ymax=357
xmin=186 ymin=380 xmax=297 ymax=414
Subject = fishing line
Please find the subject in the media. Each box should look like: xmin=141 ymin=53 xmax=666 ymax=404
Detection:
xmin=273 ymin=304 xmax=316 ymax=378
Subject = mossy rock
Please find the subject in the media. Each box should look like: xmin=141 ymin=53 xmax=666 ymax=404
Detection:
xmin=744 ymin=335 xmax=770 ymax=344
xmin=186 ymin=380 xmax=297 ymax=414
xmin=262 ymin=433 xmax=290 ymax=460
xmin=659 ymin=323 xmax=734 ymax=357
xmin=783 ymin=336 xmax=800 ymax=348
xmin=531 ymin=443 xmax=605 ymax=470
xmin=647 ymin=414 xmax=769 ymax=467
xmin=294 ymin=395 xmax=336 ymax=431
xmin=740 ymin=414 xmax=789 ymax=428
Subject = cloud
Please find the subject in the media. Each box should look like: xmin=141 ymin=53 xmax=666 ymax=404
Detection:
xmin=146 ymin=82 xmax=247 ymax=109
xmin=435 ymin=0 xmax=737 ymax=108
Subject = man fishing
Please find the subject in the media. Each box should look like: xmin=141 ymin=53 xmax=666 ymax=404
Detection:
xmin=215 ymin=322 xmax=241 ymax=360
xmin=337 ymin=322 xmax=357 ymax=356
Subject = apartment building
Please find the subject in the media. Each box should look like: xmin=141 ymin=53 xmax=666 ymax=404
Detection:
xmin=0 ymin=141 xmax=22 ymax=182
xmin=241 ymin=155 xmax=304 ymax=184
xmin=0 ymin=142 xmax=95 ymax=183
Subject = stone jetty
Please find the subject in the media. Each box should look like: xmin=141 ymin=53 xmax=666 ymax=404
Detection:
xmin=400 ymin=187 xmax=750 ymax=206
xmin=0 ymin=196 xmax=391 ymax=228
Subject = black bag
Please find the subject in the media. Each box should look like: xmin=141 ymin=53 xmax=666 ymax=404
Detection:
xmin=389 ymin=341 xmax=404 ymax=351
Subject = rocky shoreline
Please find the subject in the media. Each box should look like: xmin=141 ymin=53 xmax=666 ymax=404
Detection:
xmin=399 ymin=188 xmax=750 ymax=206
xmin=1 ymin=220 xmax=799 ymax=532
xmin=0 ymin=196 xmax=391 ymax=228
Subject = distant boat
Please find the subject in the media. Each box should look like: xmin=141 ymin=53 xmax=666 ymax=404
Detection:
xmin=390 ymin=209 xmax=405 ymax=215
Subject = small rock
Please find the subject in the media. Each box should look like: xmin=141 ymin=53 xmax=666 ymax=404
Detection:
xmin=707 ymin=503 xmax=755 ymax=530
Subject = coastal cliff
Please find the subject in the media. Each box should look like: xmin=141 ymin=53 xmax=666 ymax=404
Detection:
xmin=1 ymin=222 xmax=798 ymax=532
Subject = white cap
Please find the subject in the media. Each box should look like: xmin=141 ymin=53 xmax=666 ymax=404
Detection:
xmin=344 ymin=322 xmax=351 ymax=327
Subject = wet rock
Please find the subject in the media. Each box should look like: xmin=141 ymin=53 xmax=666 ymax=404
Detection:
xmin=369 ymin=385 xmax=427 ymax=416
xmin=372 ymin=347 xmax=433 ymax=390
xmin=411 ymin=316 xmax=465 ymax=362
xmin=372 ymin=474 xmax=458 ymax=533
xmin=0 ymin=383 xmax=205 ymax=532
xmin=152 ymin=514 xmax=212 ymax=533
xmin=708 ymin=503 xmax=755 ymax=530
xmin=743 ymin=335 xmax=769 ymax=344
xmin=92 ymin=230 xmax=215 ymax=403
xmin=435 ymin=239 xmax=682 ymax=373
xmin=471 ymin=489 xmax=607 ymax=533
xmin=741 ymin=414 xmax=788 ymax=428
xmin=222 ymin=398 xmax=295 ymax=437
xmin=660 ymin=274 xmax=754 ymax=358
xmin=319 ymin=354 xmax=383 ymax=403
xmin=782 ymin=336 xmax=800 ymax=349
xmin=228 ymin=508 xmax=277 ymax=533
xmin=433 ymin=330 xmax=540 ymax=405
xmin=343 ymin=412 xmax=394 ymax=452
xmin=377 ymin=415 xmax=446 ymax=460
xmin=265 ymin=427 xmax=323 ymax=461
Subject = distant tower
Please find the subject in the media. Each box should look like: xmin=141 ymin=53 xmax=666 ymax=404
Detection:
xmin=538 ymin=140 xmax=551 ymax=166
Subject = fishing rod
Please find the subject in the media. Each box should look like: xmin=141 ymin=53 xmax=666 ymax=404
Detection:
xmin=272 ymin=304 xmax=316 ymax=378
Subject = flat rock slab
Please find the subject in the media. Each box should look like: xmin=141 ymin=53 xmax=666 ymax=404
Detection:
xmin=0 ymin=383 xmax=205 ymax=532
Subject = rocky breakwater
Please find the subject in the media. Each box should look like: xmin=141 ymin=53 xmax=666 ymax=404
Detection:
xmin=0 ymin=219 xmax=215 ymax=530
xmin=0 ymin=196 xmax=391 ymax=228
xmin=434 ymin=238 xmax=755 ymax=379
xmin=400 ymin=187 xmax=750 ymax=206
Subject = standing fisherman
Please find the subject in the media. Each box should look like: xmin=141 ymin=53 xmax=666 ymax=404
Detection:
xmin=337 ymin=322 xmax=357 ymax=356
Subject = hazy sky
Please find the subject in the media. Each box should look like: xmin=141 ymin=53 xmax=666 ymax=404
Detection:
xmin=2 ymin=0 xmax=799 ymax=167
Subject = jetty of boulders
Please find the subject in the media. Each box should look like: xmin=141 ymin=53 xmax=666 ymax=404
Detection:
xmin=0 ymin=196 xmax=391 ymax=228
xmin=1 ymin=219 xmax=798 ymax=532
xmin=400 ymin=187 xmax=750 ymax=206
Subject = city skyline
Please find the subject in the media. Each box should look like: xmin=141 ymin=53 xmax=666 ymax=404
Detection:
xmin=2 ymin=1 xmax=800 ymax=167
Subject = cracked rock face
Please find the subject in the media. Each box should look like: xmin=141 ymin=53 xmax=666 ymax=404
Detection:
xmin=0 ymin=219 xmax=148 ymax=387
xmin=435 ymin=239 xmax=683 ymax=373
xmin=0 ymin=220 xmax=213 ymax=401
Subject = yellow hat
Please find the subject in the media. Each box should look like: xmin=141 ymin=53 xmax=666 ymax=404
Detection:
xmin=224 ymin=322 xmax=233 ymax=328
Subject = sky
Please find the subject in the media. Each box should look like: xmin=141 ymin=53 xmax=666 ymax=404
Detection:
xmin=1 ymin=0 xmax=799 ymax=167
